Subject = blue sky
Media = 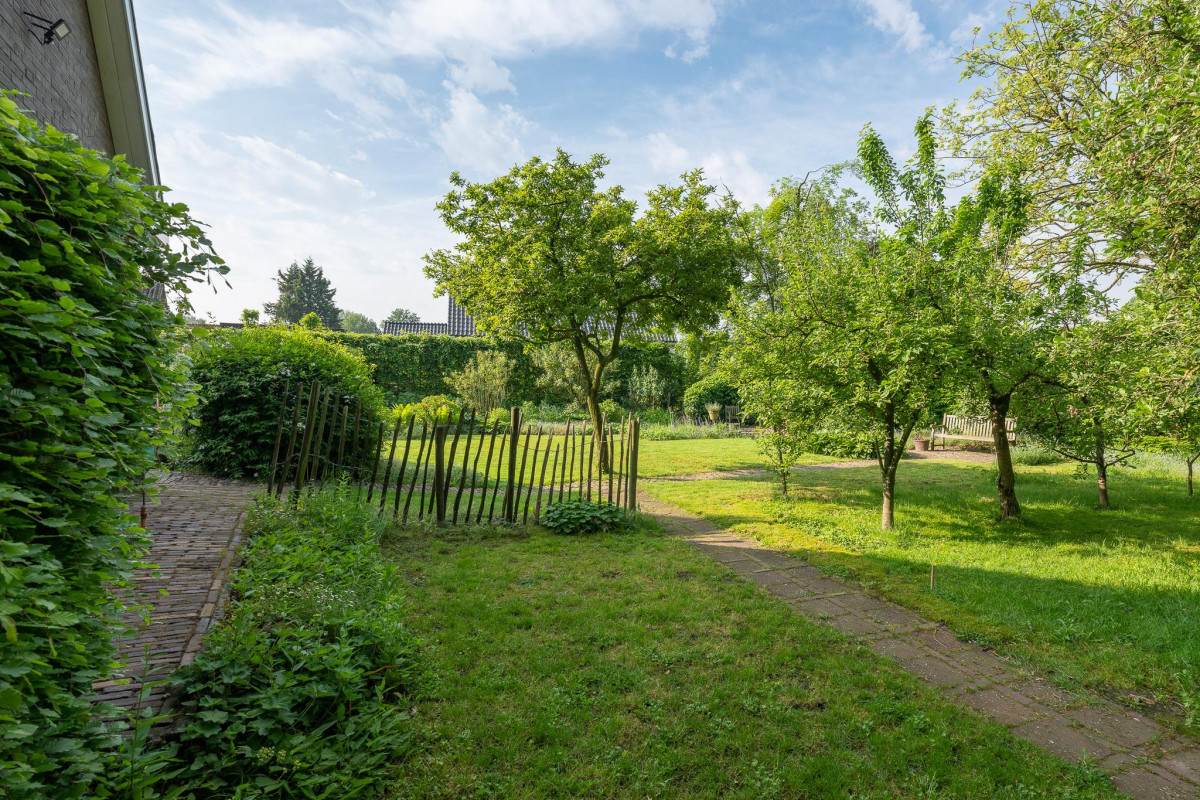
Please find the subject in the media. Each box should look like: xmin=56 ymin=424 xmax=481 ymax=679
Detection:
xmin=136 ymin=0 xmax=1004 ymax=324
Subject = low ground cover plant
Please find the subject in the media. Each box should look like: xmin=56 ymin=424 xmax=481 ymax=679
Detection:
xmin=170 ymin=488 xmax=420 ymax=797
xmin=543 ymin=501 xmax=627 ymax=535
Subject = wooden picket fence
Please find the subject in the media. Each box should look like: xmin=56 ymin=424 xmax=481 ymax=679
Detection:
xmin=264 ymin=380 xmax=641 ymax=525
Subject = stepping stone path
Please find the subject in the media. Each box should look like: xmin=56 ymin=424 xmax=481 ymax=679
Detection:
xmin=92 ymin=474 xmax=253 ymax=716
xmin=642 ymin=495 xmax=1200 ymax=800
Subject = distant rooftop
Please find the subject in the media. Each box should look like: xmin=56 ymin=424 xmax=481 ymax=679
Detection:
xmin=382 ymin=297 xmax=675 ymax=343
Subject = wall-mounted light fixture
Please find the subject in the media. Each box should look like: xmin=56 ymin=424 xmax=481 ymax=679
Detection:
xmin=22 ymin=12 xmax=71 ymax=45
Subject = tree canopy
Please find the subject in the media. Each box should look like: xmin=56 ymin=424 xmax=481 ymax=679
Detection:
xmin=263 ymin=257 xmax=340 ymax=328
xmin=424 ymin=149 xmax=745 ymax=451
xmin=340 ymin=310 xmax=380 ymax=334
xmin=386 ymin=307 xmax=420 ymax=324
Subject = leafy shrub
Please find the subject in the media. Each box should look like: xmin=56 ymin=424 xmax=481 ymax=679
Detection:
xmin=543 ymin=501 xmax=627 ymax=535
xmin=600 ymin=398 xmax=623 ymax=420
xmin=171 ymin=488 xmax=420 ymax=797
xmin=806 ymin=424 xmax=876 ymax=459
xmin=185 ymin=326 xmax=384 ymax=478
xmin=0 ymin=95 xmax=225 ymax=796
xmin=682 ymin=374 xmax=739 ymax=417
xmin=446 ymin=350 xmax=512 ymax=415
xmin=398 ymin=394 xmax=463 ymax=426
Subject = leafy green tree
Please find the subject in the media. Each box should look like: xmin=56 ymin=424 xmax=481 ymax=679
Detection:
xmin=263 ymin=257 xmax=340 ymax=327
xmin=240 ymin=308 xmax=260 ymax=326
xmin=386 ymin=307 xmax=420 ymax=324
xmin=297 ymin=312 xmax=325 ymax=330
xmin=1021 ymin=316 xmax=1144 ymax=509
xmin=340 ymin=310 xmax=380 ymax=334
xmin=951 ymin=0 xmax=1200 ymax=321
xmin=730 ymin=121 xmax=956 ymax=530
xmin=425 ymin=150 xmax=745 ymax=465
xmin=627 ymin=364 xmax=666 ymax=410
xmin=445 ymin=350 xmax=513 ymax=416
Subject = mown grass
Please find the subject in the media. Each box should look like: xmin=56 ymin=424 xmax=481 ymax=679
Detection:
xmin=383 ymin=522 xmax=1115 ymax=799
xmin=636 ymin=436 xmax=840 ymax=477
xmin=642 ymin=457 xmax=1200 ymax=730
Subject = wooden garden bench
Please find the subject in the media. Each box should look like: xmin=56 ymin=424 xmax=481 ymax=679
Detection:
xmin=931 ymin=414 xmax=1016 ymax=450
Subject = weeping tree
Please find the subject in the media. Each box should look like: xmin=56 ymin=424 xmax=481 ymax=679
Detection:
xmin=424 ymin=150 xmax=745 ymax=466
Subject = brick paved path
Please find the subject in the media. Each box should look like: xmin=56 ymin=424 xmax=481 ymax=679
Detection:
xmin=642 ymin=496 xmax=1200 ymax=799
xmin=93 ymin=475 xmax=253 ymax=716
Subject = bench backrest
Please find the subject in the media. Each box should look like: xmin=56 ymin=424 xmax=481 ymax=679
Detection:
xmin=941 ymin=414 xmax=1016 ymax=436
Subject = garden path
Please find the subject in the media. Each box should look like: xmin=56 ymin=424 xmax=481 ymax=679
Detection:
xmin=642 ymin=489 xmax=1200 ymax=800
xmin=92 ymin=474 xmax=253 ymax=717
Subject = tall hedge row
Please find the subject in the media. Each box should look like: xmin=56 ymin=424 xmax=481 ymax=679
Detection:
xmin=317 ymin=331 xmax=687 ymax=409
xmin=0 ymin=96 xmax=224 ymax=795
xmin=316 ymin=331 xmax=541 ymax=405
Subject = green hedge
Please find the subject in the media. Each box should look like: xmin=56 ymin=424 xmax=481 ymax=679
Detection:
xmin=682 ymin=373 xmax=740 ymax=417
xmin=0 ymin=95 xmax=224 ymax=796
xmin=317 ymin=332 xmax=541 ymax=406
xmin=185 ymin=326 xmax=385 ymax=479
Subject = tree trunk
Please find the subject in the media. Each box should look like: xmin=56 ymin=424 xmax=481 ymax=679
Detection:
xmin=989 ymin=393 xmax=1020 ymax=519
xmin=574 ymin=337 xmax=611 ymax=473
xmin=1188 ymin=453 xmax=1197 ymax=497
xmin=882 ymin=467 xmax=895 ymax=530
xmin=1094 ymin=420 xmax=1110 ymax=509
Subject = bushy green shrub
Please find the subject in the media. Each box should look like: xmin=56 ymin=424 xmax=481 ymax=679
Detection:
xmin=543 ymin=501 xmax=627 ymax=535
xmin=185 ymin=326 xmax=385 ymax=478
xmin=682 ymin=374 xmax=739 ymax=417
xmin=805 ymin=424 xmax=876 ymax=459
xmin=397 ymin=394 xmax=463 ymax=426
xmin=0 ymin=95 xmax=225 ymax=796
xmin=171 ymin=488 xmax=420 ymax=797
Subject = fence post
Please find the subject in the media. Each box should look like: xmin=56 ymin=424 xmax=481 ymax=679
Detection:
xmin=378 ymin=415 xmax=403 ymax=512
xmin=294 ymin=381 xmax=321 ymax=497
xmin=503 ymin=406 xmax=521 ymax=523
xmin=471 ymin=419 xmax=500 ymax=524
xmin=402 ymin=423 xmax=427 ymax=524
xmin=393 ymin=416 xmax=416 ymax=518
xmin=628 ymin=417 xmax=640 ymax=510
xmin=365 ymin=420 xmax=384 ymax=504
xmin=433 ymin=425 xmax=447 ymax=523
xmin=452 ymin=410 xmax=476 ymax=524
xmin=266 ymin=377 xmax=291 ymax=497
xmin=276 ymin=381 xmax=304 ymax=499
xmin=519 ymin=426 xmax=536 ymax=524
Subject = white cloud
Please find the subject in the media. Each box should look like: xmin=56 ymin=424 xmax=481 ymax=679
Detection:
xmin=856 ymin=0 xmax=933 ymax=53
xmin=157 ymin=128 xmax=453 ymax=323
xmin=647 ymin=132 xmax=690 ymax=172
xmin=446 ymin=53 xmax=515 ymax=94
xmin=435 ymin=86 xmax=532 ymax=174
xmin=700 ymin=150 xmax=771 ymax=207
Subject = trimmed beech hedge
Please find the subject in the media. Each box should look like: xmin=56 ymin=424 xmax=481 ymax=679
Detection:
xmin=0 ymin=95 xmax=224 ymax=795
xmin=316 ymin=331 xmax=540 ymax=406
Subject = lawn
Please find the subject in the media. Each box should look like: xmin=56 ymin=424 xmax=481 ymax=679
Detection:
xmin=641 ymin=455 xmax=1200 ymax=731
xmin=636 ymin=436 xmax=840 ymax=477
xmin=384 ymin=522 xmax=1114 ymax=799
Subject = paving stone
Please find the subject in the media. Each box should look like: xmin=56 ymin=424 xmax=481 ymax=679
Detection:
xmin=1158 ymin=748 xmax=1200 ymax=786
xmin=93 ymin=476 xmax=251 ymax=716
xmin=745 ymin=569 xmax=794 ymax=588
xmin=790 ymin=596 xmax=850 ymax=619
xmin=905 ymin=655 xmax=973 ymax=689
xmin=763 ymin=581 xmax=813 ymax=600
xmin=836 ymin=593 xmax=890 ymax=613
xmin=1011 ymin=718 xmax=1114 ymax=763
xmin=1067 ymin=705 xmax=1162 ymax=749
xmin=946 ymin=646 xmax=1012 ymax=678
xmin=959 ymin=687 xmax=1041 ymax=726
xmin=797 ymin=577 xmax=848 ymax=596
xmin=828 ymin=614 xmax=889 ymax=637
xmin=912 ymin=627 xmax=968 ymax=654
xmin=750 ymin=550 xmax=799 ymax=570
xmin=868 ymin=636 xmax=930 ymax=662
xmin=1004 ymin=678 xmax=1086 ymax=712
xmin=866 ymin=604 xmax=931 ymax=631
xmin=1110 ymin=766 xmax=1196 ymax=799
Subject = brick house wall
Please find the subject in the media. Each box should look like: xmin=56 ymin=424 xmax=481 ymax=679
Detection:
xmin=1 ymin=0 xmax=115 ymax=153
